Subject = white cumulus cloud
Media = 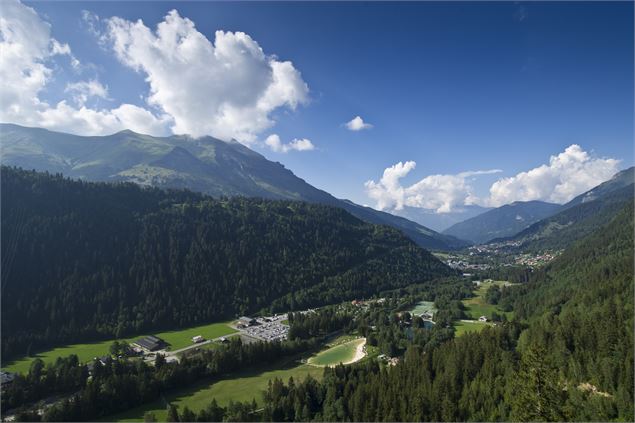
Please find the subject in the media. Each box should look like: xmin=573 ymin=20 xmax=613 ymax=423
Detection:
xmin=1 ymin=1 xmax=309 ymax=142
xmin=0 ymin=0 xmax=171 ymax=136
xmin=265 ymin=134 xmax=315 ymax=153
xmin=365 ymin=145 xmax=621 ymax=214
xmin=104 ymin=11 xmax=309 ymax=142
xmin=485 ymin=144 xmax=620 ymax=206
xmin=365 ymin=161 xmax=501 ymax=213
xmin=345 ymin=115 xmax=373 ymax=131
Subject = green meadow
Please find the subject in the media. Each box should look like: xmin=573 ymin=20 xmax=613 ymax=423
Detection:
xmin=453 ymin=280 xmax=514 ymax=337
xmin=453 ymin=320 xmax=494 ymax=337
xmin=110 ymin=336 xmax=371 ymax=421
xmin=2 ymin=321 xmax=236 ymax=374
xmin=107 ymin=355 xmax=324 ymax=422
xmin=462 ymin=280 xmax=514 ymax=320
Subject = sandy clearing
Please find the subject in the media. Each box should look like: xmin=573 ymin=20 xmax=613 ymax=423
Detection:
xmin=341 ymin=338 xmax=366 ymax=365
xmin=307 ymin=338 xmax=367 ymax=367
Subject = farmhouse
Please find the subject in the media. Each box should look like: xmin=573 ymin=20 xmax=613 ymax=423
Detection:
xmin=132 ymin=335 xmax=166 ymax=352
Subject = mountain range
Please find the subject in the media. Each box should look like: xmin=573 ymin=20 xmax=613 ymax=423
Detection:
xmin=490 ymin=167 xmax=634 ymax=251
xmin=442 ymin=200 xmax=561 ymax=244
xmin=0 ymin=124 xmax=468 ymax=251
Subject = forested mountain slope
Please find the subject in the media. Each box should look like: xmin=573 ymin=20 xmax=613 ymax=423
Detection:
xmin=0 ymin=167 xmax=451 ymax=359
xmin=0 ymin=124 xmax=468 ymax=250
xmin=562 ymin=166 xmax=634 ymax=208
xmin=256 ymin=202 xmax=634 ymax=422
xmin=442 ymin=200 xmax=560 ymax=244
xmin=495 ymin=183 xmax=633 ymax=251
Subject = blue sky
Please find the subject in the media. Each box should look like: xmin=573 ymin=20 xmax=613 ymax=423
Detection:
xmin=4 ymin=0 xmax=634 ymax=211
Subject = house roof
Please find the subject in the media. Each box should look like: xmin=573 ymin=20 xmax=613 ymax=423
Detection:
xmin=134 ymin=335 xmax=164 ymax=351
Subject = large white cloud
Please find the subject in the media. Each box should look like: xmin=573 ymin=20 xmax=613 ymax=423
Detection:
xmin=265 ymin=134 xmax=315 ymax=153
xmin=366 ymin=145 xmax=621 ymax=213
xmin=486 ymin=144 xmax=620 ymax=206
xmin=105 ymin=10 xmax=309 ymax=142
xmin=364 ymin=162 xmax=501 ymax=213
xmin=1 ymin=1 xmax=310 ymax=143
xmin=0 ymin=0 xmax=171 ymax=136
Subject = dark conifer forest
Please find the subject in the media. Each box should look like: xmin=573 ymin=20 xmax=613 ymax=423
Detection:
xmin=1 ymin=167 xmax=451 ymax=359
xmin=257 ymin=203 xmax=635 ymax=422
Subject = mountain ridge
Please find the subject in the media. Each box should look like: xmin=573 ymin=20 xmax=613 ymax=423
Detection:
xmin=0 ymin=123 xmax=469 ymax=251
xmin=488 ymin=167 xmax=634 ymax=251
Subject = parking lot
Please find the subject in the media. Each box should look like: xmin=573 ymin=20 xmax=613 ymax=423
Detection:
xmin=238 ymin=314 xmax=289 ymax=342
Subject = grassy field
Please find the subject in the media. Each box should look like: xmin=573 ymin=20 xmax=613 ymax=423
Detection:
xmin=107 ymin=355 xmax=324 ymax=422
xmin=2 ymin=321 xmax=237 ymax=374
xmin=307 ymin=337 xmax=366 ymax=367
xmin=453 ymin=320 xmax=494 ymax=336
xmin=462 ymin=280 xmax=514 ymax=320
xmin=110 ymin=336 xmax=370 ymax=421
xmin=453 ymin=280 xmax=513 ymax=337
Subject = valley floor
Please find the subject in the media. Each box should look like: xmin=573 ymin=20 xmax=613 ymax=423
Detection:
xmin=1 ymin=321 xmax=237 ymax=374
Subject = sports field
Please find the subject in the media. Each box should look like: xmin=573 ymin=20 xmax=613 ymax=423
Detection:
xmin=307 ymin=337 xmax=366 ymax=367
xmin=2 ymin=321 xmax=236 ymax=374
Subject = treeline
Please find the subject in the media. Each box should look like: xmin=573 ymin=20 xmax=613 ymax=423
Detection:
xmin=4 ymin=337 xmax=317 ymax=420
xmin=287 ymin=309 xmax=353 ymax=340
xmin=509 ymin=184 xmax=633 ymax=252
xmin=1 ymin=167 xmax=450 ymax=358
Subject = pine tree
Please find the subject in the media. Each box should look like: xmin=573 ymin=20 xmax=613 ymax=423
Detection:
xmin=511 ymin=344 xmax=568 ymax=421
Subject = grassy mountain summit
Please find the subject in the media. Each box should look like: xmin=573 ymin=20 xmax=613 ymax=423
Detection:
xmin=0 ymin=124 xmax=468 ymax=250
xmin=0 ymin=166 xmax=452 ymax=358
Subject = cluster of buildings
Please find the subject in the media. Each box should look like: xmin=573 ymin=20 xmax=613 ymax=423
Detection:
xmin=377 ymin=354 xmax=400 ymax=366
xmin=351 ymin=298 xmax=386 ymax=308
xmin=236 ymin=314 xmax=289 ymax=342
xmin=514 ymin=251 xmax=561 ymax=267
xmin=445 ymin=257 xmax=491 ymax=271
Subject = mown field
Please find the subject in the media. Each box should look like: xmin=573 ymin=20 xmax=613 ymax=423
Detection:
xmin=107 ymin=354 xmax=324 ymax=422
xmin=453 ymin=280 xmax=513 ymax=337
xmin=2 ymin=321 xmax=237 ymax=374
xmin=453 ymin=320 xmax=494 ymax=336
xmin=462 ymin=280 xmax=514 ymax=320
xmin=108 ymin=335 xmax=373 ymax=421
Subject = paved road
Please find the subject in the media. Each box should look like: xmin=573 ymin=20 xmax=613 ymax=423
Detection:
xmin=144 ymin=333 xmax=242 ymax=364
